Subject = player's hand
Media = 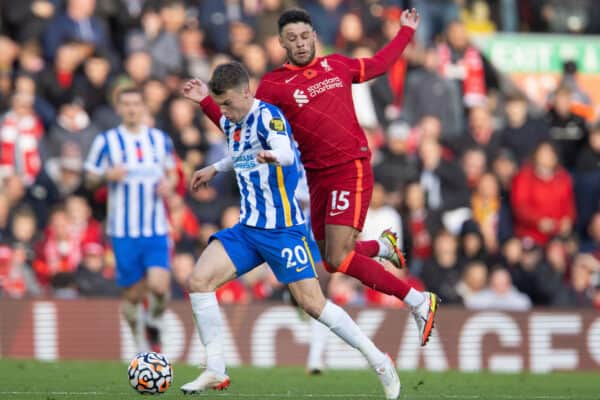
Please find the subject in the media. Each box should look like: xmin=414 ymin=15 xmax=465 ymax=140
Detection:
xmin=256 ymin=150 xmax=278 ymax=164
xmin=400 ymin=8 xmax=420 ymax=30
xmin=105 ymin=165 xmax=127 ymax=182
xmin=156 ymin=178 xmax=175 ymax=198
xmin=181 ymin=78 xmax=210 ymax=103
xmin=190 ymin=165 xmax=218 ymax=191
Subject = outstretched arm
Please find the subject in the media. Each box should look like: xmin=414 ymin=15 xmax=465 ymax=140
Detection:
xmin=181 ymin=78 xmax=222 ymax=127
xmin=357 ymin=8 xmax=419 ymax=82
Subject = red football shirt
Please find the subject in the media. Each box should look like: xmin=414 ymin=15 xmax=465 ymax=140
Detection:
xmin=200 ymin=26 xmax=415 ymax=170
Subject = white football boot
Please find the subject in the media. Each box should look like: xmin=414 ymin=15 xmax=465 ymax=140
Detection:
xmin=411 ymin=292 xmax=440 ymax=346
xmin=180 ymin=370 xmax=230 ymax=394
xmin=375 ymin=355 xmax=401 ymax=400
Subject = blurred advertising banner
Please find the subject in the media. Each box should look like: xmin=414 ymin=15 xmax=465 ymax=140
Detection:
xmin=1 ymin=299 xmax=599 ymax=372
xmin=476 ymin=34 xmax=600 ymax=112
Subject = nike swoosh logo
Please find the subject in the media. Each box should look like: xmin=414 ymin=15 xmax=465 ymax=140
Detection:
xmin=285 ymin=75 xmax=298 ymax=84
xmin=296 ymin=266 xmax=309 ymax=273
xmin=329 ymin=210 xmax=345 ymax=217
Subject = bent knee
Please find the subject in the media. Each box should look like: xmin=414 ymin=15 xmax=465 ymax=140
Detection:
xmin=324 ymin=250 xmax=353 ymax=272
xmin=187 ymin=270 xmax=218 ymax=293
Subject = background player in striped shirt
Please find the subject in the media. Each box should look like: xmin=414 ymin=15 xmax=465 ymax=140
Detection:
xmin=180 ymin=62 xmax=402 ymax=399
xmin=84 ymin=87 xmax=177 ymax=352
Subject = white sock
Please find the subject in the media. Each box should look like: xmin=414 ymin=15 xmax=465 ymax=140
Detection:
xmin=376 ymin=238 xmax=391 ymax=257
xmin=404 ymin=288 xmax=426 ymax=308
xmin=189 ymin=292 xmax=226 ymax=375
xmin=307 ymin=317 xmax=329 ymax=370
xmin=318 ymin=301 xmax=386 ymax=368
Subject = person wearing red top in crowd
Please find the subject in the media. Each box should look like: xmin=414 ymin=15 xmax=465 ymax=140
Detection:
xmin=185 ymin=7 xmax=439 ymax=348
xmin=511 ymin=141 xmax=576 ymax=246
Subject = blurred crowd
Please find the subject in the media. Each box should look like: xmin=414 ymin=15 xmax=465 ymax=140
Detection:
xmin=0 ymin=0 xmax=599 ymax=310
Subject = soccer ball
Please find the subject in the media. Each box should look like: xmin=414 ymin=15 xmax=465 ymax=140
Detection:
xmin=128 ymin=352 xmax=173 ymax=394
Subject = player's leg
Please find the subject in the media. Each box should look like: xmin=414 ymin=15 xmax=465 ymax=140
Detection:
xmin=142 ymin=235 xmax=171 ymax=353
xmin=182 ymin=226 xmax=262 ymax=394
xmin=111 ymin=236 xmax=146 ymax=350
xmin=289 ymin=278 xmax=400 ymax=399
xmin=321 ymin=159 xmax=439 ymax=346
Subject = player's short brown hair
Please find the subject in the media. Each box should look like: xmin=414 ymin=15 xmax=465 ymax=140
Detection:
xmin=208 ymin=62 xmax=250 ymax=95
xmin=278 ymin=8 xmax=313 ymax=33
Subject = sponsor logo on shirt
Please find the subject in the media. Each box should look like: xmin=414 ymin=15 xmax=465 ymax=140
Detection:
xmin=306 ymin=77 xmax=344 ymax=97
xmin=293 ymin=89 xmax=309 ymax=107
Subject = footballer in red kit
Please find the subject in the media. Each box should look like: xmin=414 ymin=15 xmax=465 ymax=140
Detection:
xmin=186 ymin=8 xmax=439 ymax=348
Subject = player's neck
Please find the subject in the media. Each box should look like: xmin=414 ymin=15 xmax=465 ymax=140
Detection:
xmin=123 ymin=123 xmax=143 ymax=134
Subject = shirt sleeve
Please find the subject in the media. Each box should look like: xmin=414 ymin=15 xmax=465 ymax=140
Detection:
xmin=84 ymin=134 xmax=110 ymax=175
xmin=199 ymin=96 xmax=223 ymax=128
xmin=345 ymin=25 xmax=415 ymax=83
xmin=213 ymin=156 xmax=233 ymax=172
xmin=259 ymin=108 xmax=294 ymax=166
xmin=255 ymin=79 xmax=277 ymax=106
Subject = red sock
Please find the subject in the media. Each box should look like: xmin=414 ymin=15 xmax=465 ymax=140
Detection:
xmin=354 ymin=240 xmax=379 ymax=258
xmin=338 ymin=251 xmax=410 ymax=299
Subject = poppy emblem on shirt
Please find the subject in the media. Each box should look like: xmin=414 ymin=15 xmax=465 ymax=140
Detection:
xmin=233 ymin=128 xmax=241 ymax=142
xmin=135 ymin=142 xmax=143 ymax=161
xmin=303 ymin=69 xmax=317 ymax=79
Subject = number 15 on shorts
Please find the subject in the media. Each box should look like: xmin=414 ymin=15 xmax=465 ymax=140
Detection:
xmin=330 ymin=190 xmax=350 ymax=216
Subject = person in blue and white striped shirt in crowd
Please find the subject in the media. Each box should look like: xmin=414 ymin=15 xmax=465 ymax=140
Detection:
xmin=84 ymin=87 xmax=177 ymax=353
xmin=179 ymin=62 xmax=400 ymax=399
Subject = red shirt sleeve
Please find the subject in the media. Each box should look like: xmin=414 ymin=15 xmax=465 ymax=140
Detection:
xmin=255 ymin=79 xmax=277 ymax=106
xmin=344 ymin=26 xmax=415 ymax=83
xmin=199 ymin=97 xmax=222 ymax=128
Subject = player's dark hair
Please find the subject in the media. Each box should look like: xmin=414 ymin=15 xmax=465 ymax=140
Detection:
xmin=278 ymin=8 xmax=313 ymax=33
xmin=208 ymin=62 xmax=250 ymax=95
xmin=116 ymin=86 xmax=143 ymax=102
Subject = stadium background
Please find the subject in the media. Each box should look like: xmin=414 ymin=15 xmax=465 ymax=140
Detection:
xmin=0 ymin=0 xmax=599 ymax=373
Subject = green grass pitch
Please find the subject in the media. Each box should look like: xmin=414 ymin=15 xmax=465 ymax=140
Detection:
xmin=0 ymin=359 xmax=598 ymax=400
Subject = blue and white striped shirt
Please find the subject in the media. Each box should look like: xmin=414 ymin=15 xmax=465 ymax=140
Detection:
xmin=221 ymin=99 xmax=304 ymax=229
xmin=84 ymin=125 xmax=175 ymax=238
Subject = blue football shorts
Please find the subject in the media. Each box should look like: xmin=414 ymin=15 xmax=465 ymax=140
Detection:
xmin=110 ymin=235 xmax=171 ymax=287
xmin=210 ymin=223 xmax=320 ymax=284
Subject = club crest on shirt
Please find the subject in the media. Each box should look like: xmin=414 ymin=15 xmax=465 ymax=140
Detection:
xmin=269 ymin=118 xmax=285 ymax=132
xmin=320 ymin=59 xmax=332 ymax=72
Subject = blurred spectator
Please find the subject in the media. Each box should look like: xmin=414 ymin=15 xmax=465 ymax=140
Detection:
xmin=33 ymin=206 xmax=82 ymax=286
xmin=65 ymin=195 xmax=102 ymax=248
xmin=576 ymin=122 xmax=600 ymax=172
xmin=573 ymin=124 xmax=600 ymax=240
xmin=27 ymin=143 xmax=87 ymax=228
xmin=419 ymin=137 xmax=470 ymax=234
xmin=50 ymin=271 xmax=78 ymax=299
xmin=438 ymin=20 xmax=488 ymax=108
xmin=500 ymin=92 xmax=550 ymax=165
xmin=0 ymin=91 xmax=44 ymax=185
xmin=41 ymin=98 xmax=99 ymax=161
xmin=402 ymin=46 xmax=464 ymax=137
xmin=0 ymin=242 xmax=40 ymax=298
xmin=255 ymin=0 xmax=295 ymax=43
xmin=73 ymin=51 xmax=112 ymax=116
xmin=471 ymin=172 xmax=502 ymax=253
xmin=361 ymin=182 xmax=402 ymax=243
xmin=455 ymin=260 xmax=488 ymax=304
xmin=401 ymin=182 xmax=441 ymax=275
xmin=304 ymin=0 xmax=348 ymax=48
xmin=533 ymin=237 xmax=570 ymax=305
xmin=547 ymin=86 xmax=588 ymax=169
xmin=511 ymin=141 xmax=576 ymax=245
xmin=459 ymin=220 xmax=487 ymax=263
xmin=38 ymin=43 xmax=83 ymax=109
xmin=451 ymin=106 xmax=501 ymax=161
xmin=179 ymin=25 xmax=211 ymax=81
xmin=555 ymin=60 xmax=591 ymax=107
xmin=8 ymin=206 xmax=38 ymax=263
xmin=1 ymin=1 xmax=56 ymax=43
xmin=373 ymin=122 xmax=419 ymax=191
xmin=461 ymin=147 xmax=487 ymax=190
xmin=13 ymin=74 xmax=55 ymax=128
xmin=412 ymin=0 xmax=460 ymax=45
xmin=122 ymin=50 xmax=153 ymax=87
xmin=461 ymin=0 xmax=496 ymax=35
xmin=169 ymin=193 xmax=199 ymax=257
xmin=167 ymin=97 xmax=207 ymax=171
xmin=75 ymin=241 xmax=119 ymax=297
xmin=0 ymin=36 xmax=20 ymax=108
xmin=126 ymin=2 xmax=184 ymax=79
xmin=43 ymin=0 xmax=111 ymax=60
xmin=553 ymin=253 xmax=599 ymax=307
xmin=421 ymin=229 xmax=463 ymax=304
xmin=581 ymin=212 xmax=600 ymax=254
xmin=403 ymin=115 xmax=444 ymax=157
xmin=465 ymin=267 xmax=532 ymax=311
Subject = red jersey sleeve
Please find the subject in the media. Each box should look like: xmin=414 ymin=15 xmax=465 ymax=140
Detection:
xmin=255 ymin=80 xmax=279 ymax=107
xmin=338 ymin=26 xmax=414 ymax=83
xmin=199 ymin=97 xmax=223 ymax=128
